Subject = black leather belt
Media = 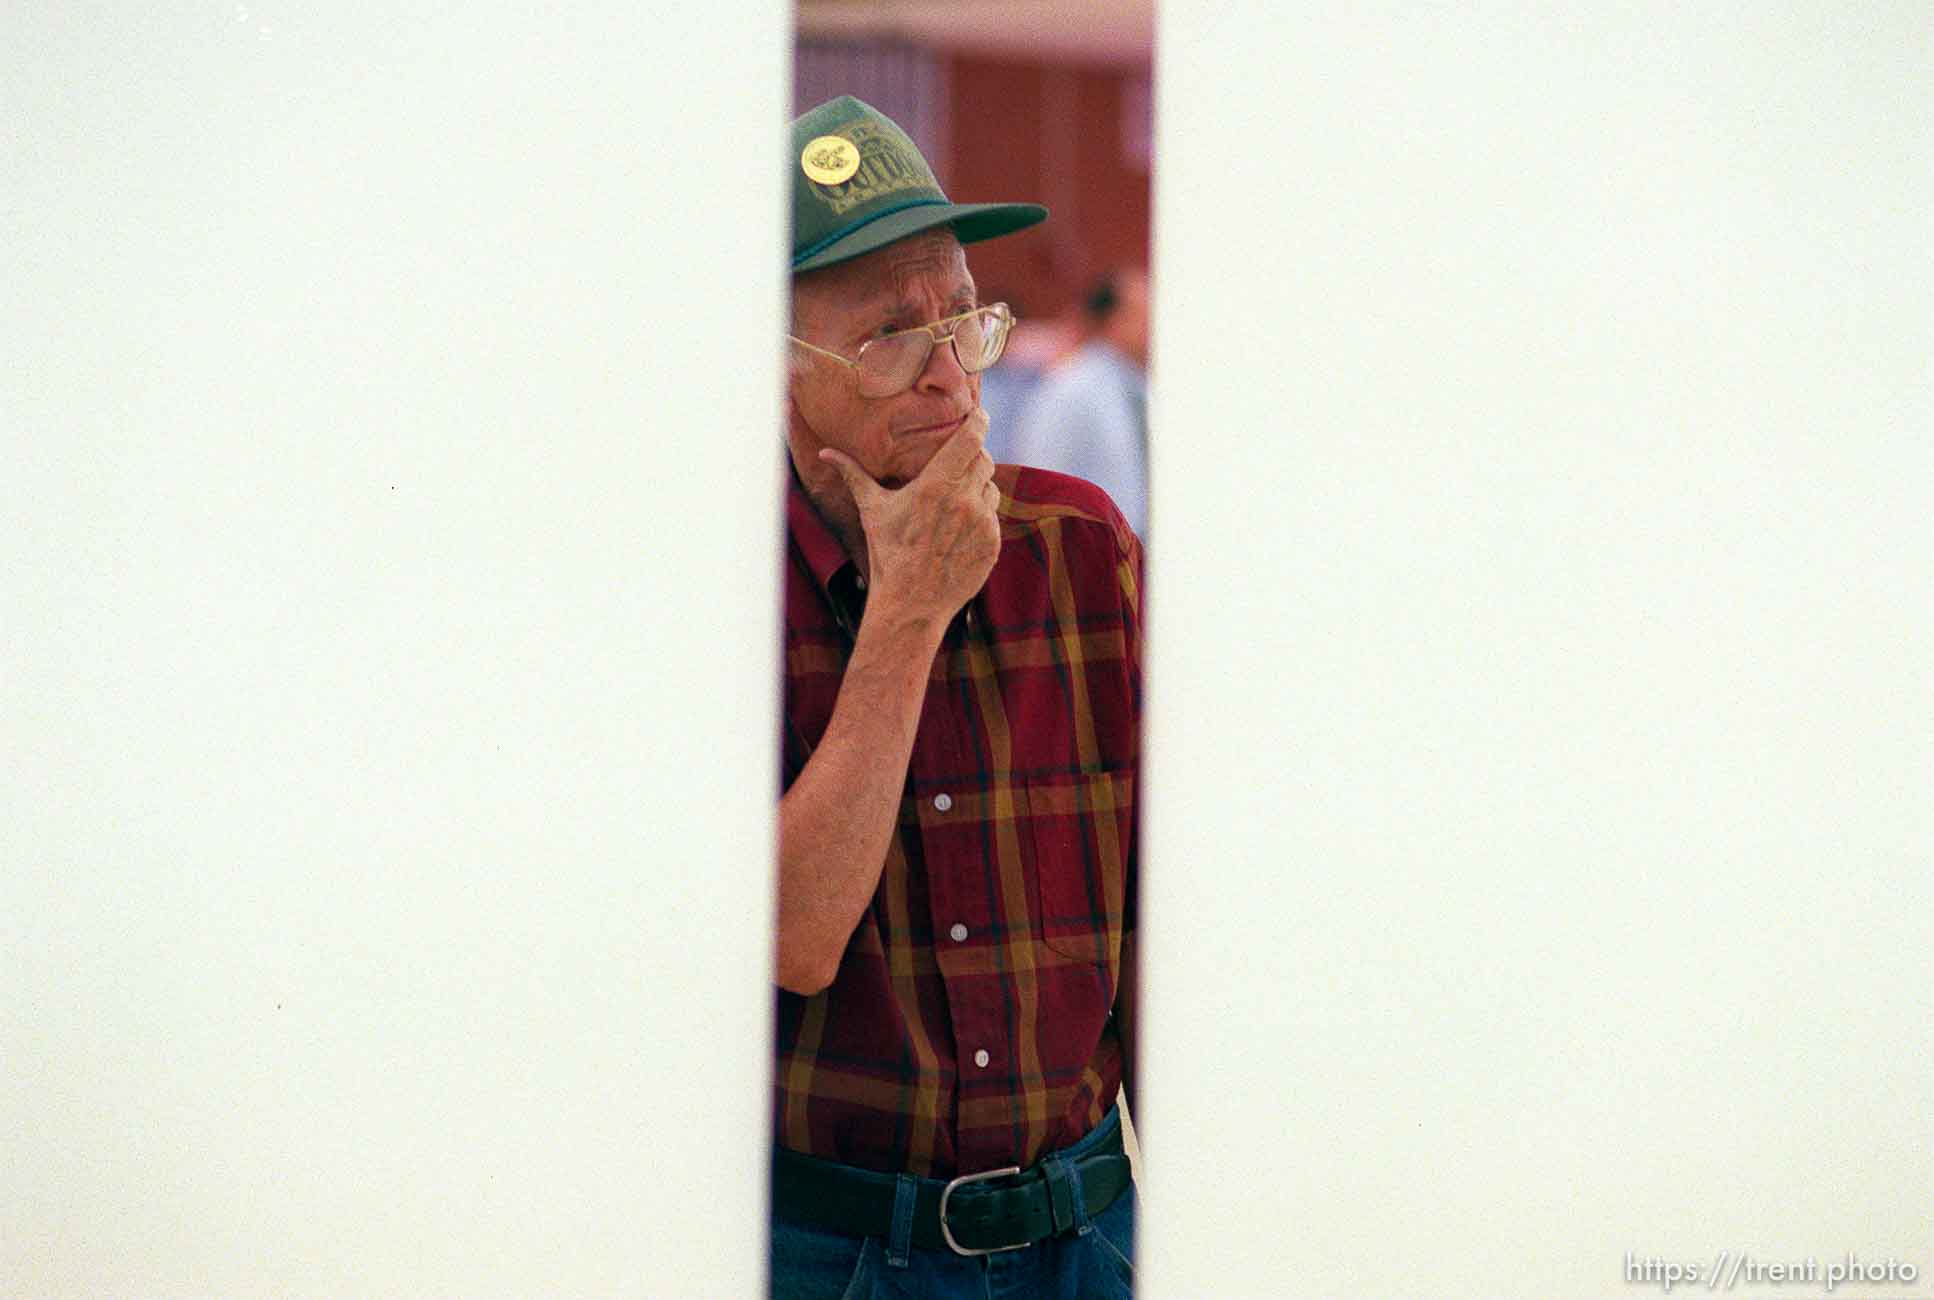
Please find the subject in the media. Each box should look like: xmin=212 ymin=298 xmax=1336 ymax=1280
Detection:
xmin=771 ymin=1125 xmax=1131 ymax=1257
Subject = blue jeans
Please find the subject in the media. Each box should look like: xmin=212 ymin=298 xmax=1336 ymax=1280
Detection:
xmin=770 ymin=1107 xmax=1135 ymax=1299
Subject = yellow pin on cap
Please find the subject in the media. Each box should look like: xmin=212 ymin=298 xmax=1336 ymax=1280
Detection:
xmin=801 ymin=135 xmax=860 ymax=185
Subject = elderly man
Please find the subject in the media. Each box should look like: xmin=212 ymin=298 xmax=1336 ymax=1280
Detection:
xmin=771 ymin=96 xmax=1143 ymax=1299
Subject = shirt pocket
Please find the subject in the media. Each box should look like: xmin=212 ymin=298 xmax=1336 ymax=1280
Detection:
xmin=1025 ymin=769 xmax=1133 ymax=965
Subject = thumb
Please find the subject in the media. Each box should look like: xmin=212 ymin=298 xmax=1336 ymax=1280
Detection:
xmin=818 ymin=447 xmax=883 ymax=509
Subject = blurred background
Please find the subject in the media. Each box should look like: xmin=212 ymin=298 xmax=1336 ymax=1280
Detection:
xmin=795 ymin=0 xmax=1154 ymax=535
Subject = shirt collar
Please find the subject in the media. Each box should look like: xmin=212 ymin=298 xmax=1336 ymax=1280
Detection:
xmin=786 ymin=462 xmax=856 ymax=595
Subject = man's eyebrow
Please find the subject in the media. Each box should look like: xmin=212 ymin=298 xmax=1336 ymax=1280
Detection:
xmin=877 ymin=289 xmax=980 ymax=321
xmin=831 ymin=284 xmax=979 ymax=344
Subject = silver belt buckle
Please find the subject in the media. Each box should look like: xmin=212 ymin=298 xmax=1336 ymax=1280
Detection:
xmin=938 ymin=1165 xmax=1029 ymax=1256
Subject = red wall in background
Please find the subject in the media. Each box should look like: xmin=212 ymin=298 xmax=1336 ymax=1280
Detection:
xmin=941 ymin=55 xmax=1151 ymax=324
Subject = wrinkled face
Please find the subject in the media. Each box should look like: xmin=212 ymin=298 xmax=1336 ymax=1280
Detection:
xmin=788 ymin=231 xmax=980 ymax=489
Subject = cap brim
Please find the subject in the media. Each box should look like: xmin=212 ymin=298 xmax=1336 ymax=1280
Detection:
xmin=792 ymin=200 xmax=1047 ymax=273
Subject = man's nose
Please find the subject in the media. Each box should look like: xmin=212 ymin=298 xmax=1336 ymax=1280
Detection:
xmin=912 ymin=329 xmax=972 ymax=396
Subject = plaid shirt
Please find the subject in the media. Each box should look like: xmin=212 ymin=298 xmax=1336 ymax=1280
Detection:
xmin=775 ymin=463 xmax=1141 ymax=1179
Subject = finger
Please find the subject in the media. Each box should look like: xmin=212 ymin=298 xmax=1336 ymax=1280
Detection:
xmin=818 ymin=447 xmax=884 ymax=508
xmin=918 ymin=409 xmax=991 ymax=483
xmin=968 ymin=447 xmax=996 ymax=486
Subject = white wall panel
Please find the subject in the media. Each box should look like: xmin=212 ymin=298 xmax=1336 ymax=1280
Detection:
xmin=1144 ymin=6 xmax=1930 ymax=1297
xmin=3 ymin=4 xmax=784 ymax=1295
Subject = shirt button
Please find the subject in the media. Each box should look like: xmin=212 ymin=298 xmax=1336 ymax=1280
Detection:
xmin=932 ymin=793 xmax=953 ymax=812
xmin=973 ymin=1049 xmax=990 ymax=1068
xmin=949 ymin=923 xmax=968 ymax=942
xmin=854 ymin=574 xmax=866 ymax=590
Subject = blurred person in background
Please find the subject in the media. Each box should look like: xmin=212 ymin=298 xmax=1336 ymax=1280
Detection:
xmin=773 ymin=96 xmax=1142 ymax=1299
xmin=978 ymin=310 xmax=1079 ymax=464
xmin=1005 ymin=268 xmax=1151 ymax=539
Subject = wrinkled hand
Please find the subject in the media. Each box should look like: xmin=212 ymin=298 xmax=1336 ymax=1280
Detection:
xmin=819 ymin=409 xmax=1001 ymax=627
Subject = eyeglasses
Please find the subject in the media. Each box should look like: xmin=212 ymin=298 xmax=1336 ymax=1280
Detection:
xmin=788 ymin=303 xmax=1014 ymax=398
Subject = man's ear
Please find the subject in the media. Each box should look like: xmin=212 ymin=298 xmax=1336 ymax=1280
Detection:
xmin=782 ymin=386 xmax=820 ymax=467
xmin=784 ymin=344 xmax=812 ymax=383
xmin=783 ymin=382 xmax=805 ymax=433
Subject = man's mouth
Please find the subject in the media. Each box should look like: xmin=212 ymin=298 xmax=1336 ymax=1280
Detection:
xmin=895 ymin=413 xmax=966 ymax=438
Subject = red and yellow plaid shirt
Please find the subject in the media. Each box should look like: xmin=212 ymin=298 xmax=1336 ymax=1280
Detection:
xmin=775 ymin=463 xmax=1141 ymax=1179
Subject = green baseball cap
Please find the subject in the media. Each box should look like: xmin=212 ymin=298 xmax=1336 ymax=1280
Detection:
xmin=791 ymin=95 xmax=1047 ymax=273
